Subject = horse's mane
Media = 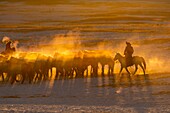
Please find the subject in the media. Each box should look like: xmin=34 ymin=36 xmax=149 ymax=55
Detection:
xmin=116 ymin=53 xmax=124 ymax=57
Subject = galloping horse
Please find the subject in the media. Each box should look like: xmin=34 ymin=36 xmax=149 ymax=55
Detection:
xmin=1 ymin=46 xmax=16 ymax=56
xmin=114 ymin=53 xmax=146 ymax=75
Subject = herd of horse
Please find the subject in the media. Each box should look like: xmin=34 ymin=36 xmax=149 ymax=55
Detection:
xmin=0 ymin=50 xmax=146 ymax=84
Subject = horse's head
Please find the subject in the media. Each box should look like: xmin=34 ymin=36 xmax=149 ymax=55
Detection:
xmin=114 ymin=53 xmax=121 ymax=61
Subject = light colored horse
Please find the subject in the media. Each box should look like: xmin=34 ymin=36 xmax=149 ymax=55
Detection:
xmin=114 ymin=53 xmax=146 ymax=75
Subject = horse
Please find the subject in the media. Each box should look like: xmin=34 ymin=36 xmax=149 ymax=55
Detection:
xmin=1 ymin=47 xmax=16 ymax=56
xmin=114 ymin=53 xmax=146 ymax=76
xmin=0 ymin=54 xmax=9 ymax=82
xmin=97 ymin=55 xmax=114 ymax=75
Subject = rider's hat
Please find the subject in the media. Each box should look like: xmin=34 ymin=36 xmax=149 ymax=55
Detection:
xmin=126 ymin=41 xmax=131 ymax=45
xmin=2 ymin=36 xmax=11 ymax=44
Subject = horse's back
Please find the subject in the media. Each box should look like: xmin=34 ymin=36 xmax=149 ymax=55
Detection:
xmin=133 ymin=56 xmax=145 ymax=63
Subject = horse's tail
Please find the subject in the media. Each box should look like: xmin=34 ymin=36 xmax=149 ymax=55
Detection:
xmin=142 ymin=57 xmax=146 ymax=69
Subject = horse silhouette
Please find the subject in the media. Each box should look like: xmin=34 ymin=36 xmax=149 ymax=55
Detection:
xmin=114 ymin=53 xmax=146 ymax=75
xmin=1 ymin=47 xmax=16 ymax=56
xmin=97 ymin=55 xmax=114 ymax=75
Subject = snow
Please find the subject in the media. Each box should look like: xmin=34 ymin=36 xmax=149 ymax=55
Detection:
xmin=0 ymin=75 xmax=170 ymax=112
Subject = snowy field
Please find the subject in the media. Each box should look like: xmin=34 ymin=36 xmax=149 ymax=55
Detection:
xmin=0 ymin=74 xmax=170 ymax=112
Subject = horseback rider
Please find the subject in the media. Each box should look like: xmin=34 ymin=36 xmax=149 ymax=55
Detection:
xmin=5 ymin=40 xmax=12 ymax=51
xmin=2 ymin=38 xmax=16 ymax=55
xmin=124 ymin=42 xmax=134 ymax=66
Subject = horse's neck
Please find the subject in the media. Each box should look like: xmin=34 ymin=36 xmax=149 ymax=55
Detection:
xmin=118 ymin=55 xmax=125 ymax=63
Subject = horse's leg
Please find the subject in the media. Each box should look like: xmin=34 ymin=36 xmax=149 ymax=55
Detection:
xmin=10 ymin=74 xmax=16 ymax=85
xmin=139 ymin=64 xmax=145 ymax=75
xmin=110 ymin=66 xmax=114 ymax=75
xmin=102 ymin=65 xmax=104 ymax=75
xmin=108 ymin=66 xmax=110 ymax=75
xmin=21 ymin=73 xmax=26 ymax=84
xmin=125 ymin=67 xmax=131 ymax=76
xmin=133 ymin=64 xmax=138 ymax=75
xmin=34 ymin=73 xmax=39 ymax=82
xmin=1 ymin=73 xmax=5 ymax=82
xmin=86 ymin=66 xmax=88 ymax=76
xmin=93 ymin=64 xmax=98 ymax=76
xmin=50 ymin=68 xmax=53 ymax=78
xmin=119 ymin=67 xmax=123 ymax=76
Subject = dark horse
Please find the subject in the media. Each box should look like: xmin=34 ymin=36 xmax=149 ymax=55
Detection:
xmin=114 ymin=53 xmax=146 ymax=75
xmin=1 ymin=48 xmax=15 ymax=56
